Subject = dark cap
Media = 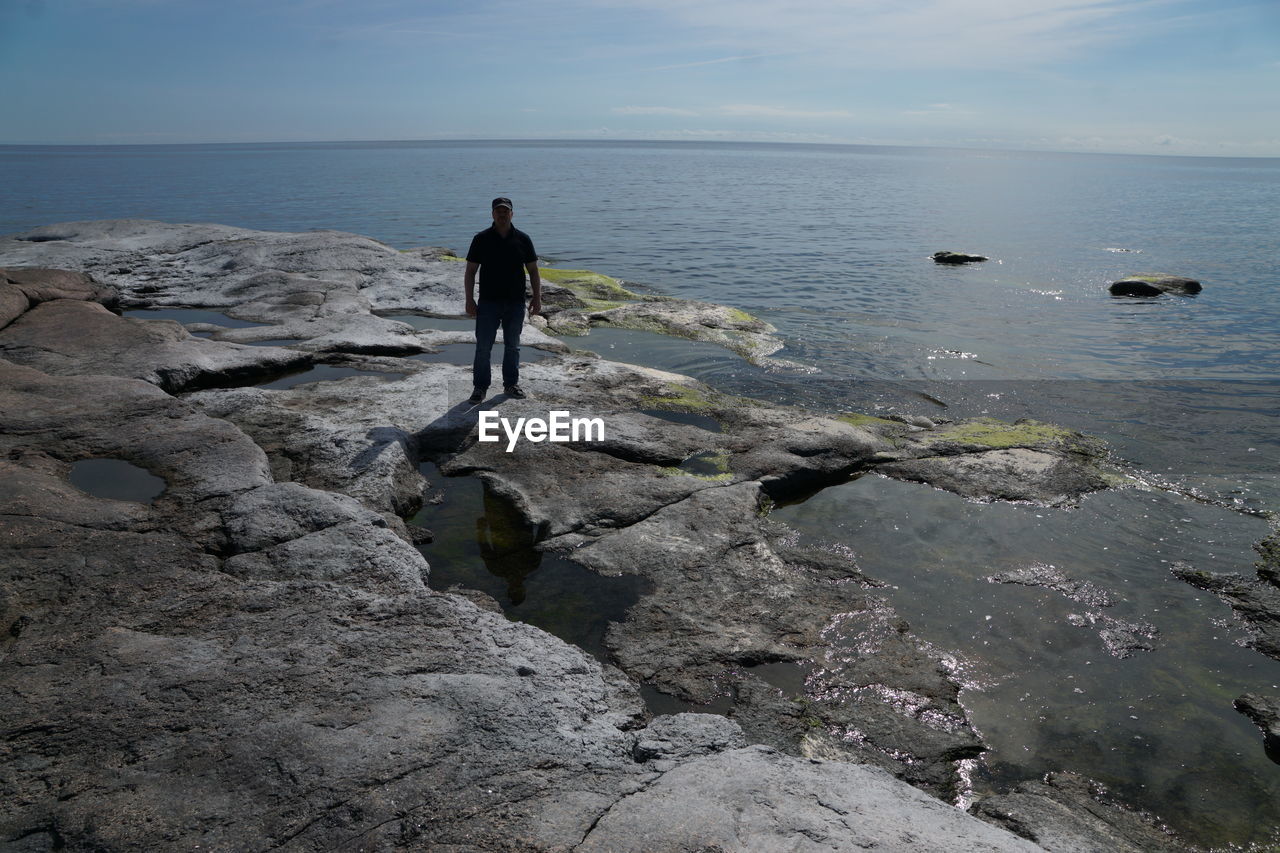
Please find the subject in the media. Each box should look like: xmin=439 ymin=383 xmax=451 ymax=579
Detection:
xmin=491 ymin=196 xmax=513 ymax=210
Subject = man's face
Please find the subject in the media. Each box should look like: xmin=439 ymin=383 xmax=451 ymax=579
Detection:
xmin=492 ymin=205 xmax=513 ymax=226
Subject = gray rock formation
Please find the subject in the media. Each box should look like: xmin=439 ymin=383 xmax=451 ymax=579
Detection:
xmin=1 ymin=221 xmax=1170 ymax=851
xmin=1109 ymin=274 xmax=1202 ymax=296
xmin=1 ymin=266 xmax=119 ymax=329
xmin=579 ymin=747 xmax=1044 ymax=853
xmin=0 ymin=296 xmax=311 ymax=393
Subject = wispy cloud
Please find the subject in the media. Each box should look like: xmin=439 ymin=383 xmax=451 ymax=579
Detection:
xmin=719 ymin=104 xmax=853 ymax=119
xmin=902 ymin=103 xmax=979 ymax=117
xmin=592 ymin=0 xmax=1188 ymax=70
xmin=611 ymin=105 xmax=699 ymax=116
xmin=645 ymin=52 xmax=783 ymax=71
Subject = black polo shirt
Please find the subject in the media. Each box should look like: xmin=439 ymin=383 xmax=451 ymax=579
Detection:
xmin=466 ymin=225 xmax=536 ymax=302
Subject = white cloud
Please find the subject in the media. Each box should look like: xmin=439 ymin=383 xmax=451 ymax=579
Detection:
xmin=719 ymin=104 xmax=853 ymax=119
xmin=611 ymin=105 xmax=699 ymax=116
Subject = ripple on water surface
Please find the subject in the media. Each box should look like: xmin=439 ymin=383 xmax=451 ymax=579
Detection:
xmin=772 ymin=474 xmax=1280 ymax=848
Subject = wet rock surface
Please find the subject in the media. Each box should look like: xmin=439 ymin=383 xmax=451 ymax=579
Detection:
xmin=1234 ymin=693 xmax=1280 ymax=762
xmin=990 ymin=564 xmax=1159 ymax=658
xmin=970 ymin=772 xmax=1192 ymax=852
xmin=1 ymin=221 xmax=1168 ymax=850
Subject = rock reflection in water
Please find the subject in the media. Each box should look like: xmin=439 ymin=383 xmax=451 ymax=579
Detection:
xmin=412 ymin=462 xmax=649 ymax=662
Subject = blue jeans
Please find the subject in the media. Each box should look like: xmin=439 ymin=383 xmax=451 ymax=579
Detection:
xmin=473 ymin=299 xmax=526 ymax=390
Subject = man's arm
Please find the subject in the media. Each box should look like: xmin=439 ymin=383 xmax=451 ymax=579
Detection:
xmin=464 ymin=261 xmax=479 ymax=317
xmin=525 ymin=261 xmax=542 ymax=317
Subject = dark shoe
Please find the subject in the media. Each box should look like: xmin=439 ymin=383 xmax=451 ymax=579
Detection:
xmin=469 ymin=387 xmax=485 ymax=403
xmin=503 ymin=384 xmax=527 ymax=399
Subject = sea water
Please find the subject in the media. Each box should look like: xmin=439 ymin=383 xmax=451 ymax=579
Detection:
xmin=5 ymin=140 xmax=1278 ymax=847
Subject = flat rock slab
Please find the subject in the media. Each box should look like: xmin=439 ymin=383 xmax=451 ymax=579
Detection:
xmin=1109 ymin=274 xmax=1202 ymax=296
xmin=0 ymin=298 xmax=310 ymax=394
xmin=0 ymin=266 xmax=119 ymax=329
xmin=578 ymin=746 xmax=1043 ymax=853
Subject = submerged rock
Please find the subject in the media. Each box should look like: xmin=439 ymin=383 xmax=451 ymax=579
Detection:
xmin=1234 ymin=693 xmax=1280 ymax=761
xmin=1109 ymin=274 xmax=1202 ymax=296
xmin=932 ymin=250 xmax=989 ymax=264
xmin=1172 ymin=543 xmax=1280 ymax=662
xmin=971 ymin=772 xmax=1192 ymax=852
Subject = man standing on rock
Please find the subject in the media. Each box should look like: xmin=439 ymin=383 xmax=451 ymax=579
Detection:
xmin=465 ymin=196 xmax=541 ymax=403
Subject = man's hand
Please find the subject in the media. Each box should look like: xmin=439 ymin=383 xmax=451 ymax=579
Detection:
xmin=528 ymin=296 xmax=542 ymax=317
xmin=464 ymin=295 xmax=477 ymax=318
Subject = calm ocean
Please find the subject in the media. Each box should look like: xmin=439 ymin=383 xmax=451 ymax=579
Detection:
xmin=4 ymin=139 xmax=1279 ymax=846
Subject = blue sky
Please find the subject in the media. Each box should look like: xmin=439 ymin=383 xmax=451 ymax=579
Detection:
xmin=3 ymin=0 xmax=1278 ymax=156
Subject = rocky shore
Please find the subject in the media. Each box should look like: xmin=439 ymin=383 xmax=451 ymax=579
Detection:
xmin=1 ymin=221 xmax=1197 ymax=851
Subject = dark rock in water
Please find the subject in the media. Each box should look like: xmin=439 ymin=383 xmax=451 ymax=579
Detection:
xmin=1234 ymin=693 xmax=1280 ymax=761
xmin=990 ymin=563 xmax=1114 ymax=608
xmin=932 ymin=250 xmax=988 ymax=264
xmin=971 ymin=771 xmax=1192 ymax=852
xmin=1172 ymin=555 xmax=1280 ymax=661
xmin=992 ymin=565 xmax=1158 ymax=657
xmin=1109 ymin=274 xmax=1202 ymax=297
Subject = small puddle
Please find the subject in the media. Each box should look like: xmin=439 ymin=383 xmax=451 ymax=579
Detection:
xmin=677 ymin=450 xmax=730 ymax=477
xmin=69 ymin=458 xmax=166 ymax=504
xmin=639 ymin=409 xmax=722 ymax=433
xmin=407 ymin=343 xmax=556 ymax=366
xmin=407 ymin=343 xmax=478 ymax=364
xmin=124 ymin=308 xmax=267 ymax=328
xmin=382 ymin=314 xmax=475 ymax=332
xmin=242 ymin=339 xmax=304 ymax=347
xmin=411 ymin=462 xmax=649 ymax=662
xmin=258 ymin=365 xmax=404 ymax=390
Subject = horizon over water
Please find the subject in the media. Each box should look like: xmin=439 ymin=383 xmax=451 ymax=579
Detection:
xmin=4 ymin=138 xmax=1279 ymax=848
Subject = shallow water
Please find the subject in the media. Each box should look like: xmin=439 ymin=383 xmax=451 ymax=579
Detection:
xmin=379 ymin=314 xmax=474 ymax=332
xmin=69 ymin=458 xmax=166 ymax=504
xmin=123 ymin=307 xmax=266 ymax=328
xmin=410 ymin=462 xmax=649 ymax=662
xmin=258 ymin=365 xmax=402 ymax=390
xmin=773 ymin=475 xmax=1280 ymax=848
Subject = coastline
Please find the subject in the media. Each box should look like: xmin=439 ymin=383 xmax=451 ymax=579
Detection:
xmin=0 ymin=219 xmax=1261 ymax=850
